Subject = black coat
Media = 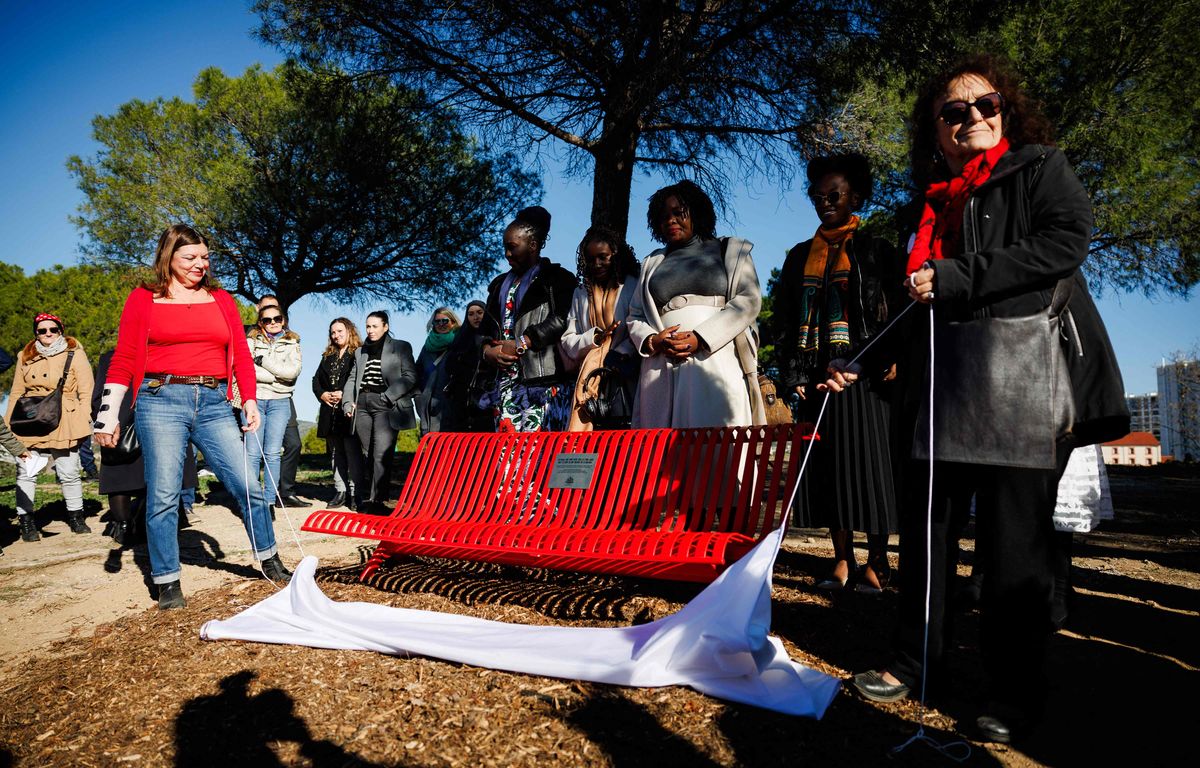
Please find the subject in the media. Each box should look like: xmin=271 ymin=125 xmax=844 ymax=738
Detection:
xmin=91 ymin=351 xmax=196 ymax=495
xmin=775 ymin=231 xmax=904 ymax=390
xmin=478 ymin=257 xmax=577 ymax=387
xmin=907 ymin=144 xmax=1129 ymax=447
xmin=311 ymin=350 xmax=355 ymax=438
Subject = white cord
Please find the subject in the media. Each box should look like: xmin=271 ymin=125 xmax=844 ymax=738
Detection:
xmin=766 ymin=298 xmax=972 ymax=760
xmin=888 ymin=303 xmax=972 ymax=762
xmin=241 ymin=425 xmax=307 ymax=587
xmin=775 ymin=298 xmax=919 ymax=538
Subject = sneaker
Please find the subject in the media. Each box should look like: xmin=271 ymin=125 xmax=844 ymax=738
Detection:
xmin=197 ymin=468 xmax=216 ymax=478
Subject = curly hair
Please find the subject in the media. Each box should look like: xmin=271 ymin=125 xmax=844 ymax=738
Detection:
xmin=322 ymin=317 xmax=362 ymax=358
xmin=806 ymin=153 xmax=873 ymax=210
xmin=646 ymin=180 xmax=717 ymax=243
xmin=910 ymin=53 xmax=1055 ymax=189
xmin=575 ymin=225 xmax=640 ymax=287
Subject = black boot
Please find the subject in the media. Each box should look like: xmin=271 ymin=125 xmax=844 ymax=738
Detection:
xmin=18 ymin=514 xmax=40 ymax=542
xmin=104 ymin=519 xmax=132 ymax=546
xmin=67 ymin=510 xmax=91 ymax=534
xmin=261 ymin=553 xmax=292 ymax=584
xmin=328 ymin=491 xmax=346 ymax=509
xmin=157 ymin=581 xmax=186 ymax=610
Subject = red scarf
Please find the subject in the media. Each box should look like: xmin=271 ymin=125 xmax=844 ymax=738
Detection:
xmin=906 ymin=137 xmax=1009 ymax=275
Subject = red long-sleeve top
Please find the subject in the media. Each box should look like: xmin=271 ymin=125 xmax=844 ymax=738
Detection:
xmin=106 ymin=286 xmax=257 ymax=405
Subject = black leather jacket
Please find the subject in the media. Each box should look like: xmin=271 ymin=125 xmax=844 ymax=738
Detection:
xmin=478 ymin=258 xmax=577 ymax=387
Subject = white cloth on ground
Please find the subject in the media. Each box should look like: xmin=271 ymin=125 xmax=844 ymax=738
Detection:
xmin=200 ymin=526 xmax=840 ymax=718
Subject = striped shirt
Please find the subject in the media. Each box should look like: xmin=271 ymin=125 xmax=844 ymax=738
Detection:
xmin=361 ymin=355 xmax=385 ymax=390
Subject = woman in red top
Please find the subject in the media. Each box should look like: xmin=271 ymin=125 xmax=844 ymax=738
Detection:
xmin=94 ymin=224 xmax=290 ymax=609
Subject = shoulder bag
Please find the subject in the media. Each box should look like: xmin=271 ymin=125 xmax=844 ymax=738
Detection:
xmin=10 ymin=350 xmax=75 ymax=437
xmin=581 ymin=365 xmax=632 ymax=429
xmin=912 ymin=278 xmax=1076 ymax=469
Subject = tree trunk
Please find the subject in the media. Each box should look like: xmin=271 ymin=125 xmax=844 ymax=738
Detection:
xmin=589 ymin=131 xmax=638 ymax=240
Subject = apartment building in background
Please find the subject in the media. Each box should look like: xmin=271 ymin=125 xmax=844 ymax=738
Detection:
xmin=1157 ymin=359 xmax=1200 ymax=462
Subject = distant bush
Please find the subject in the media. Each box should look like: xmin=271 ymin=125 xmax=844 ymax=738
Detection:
xmin=303 ymin=426 xmax=420 ymax=455
xmin=396 ymin=429 xmax=420 ymax=454
xmin=301 ymin=427 xmax=326 ymax=455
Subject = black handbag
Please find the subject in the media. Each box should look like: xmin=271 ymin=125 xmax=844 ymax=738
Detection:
xmin=582 ymin=365 xmax=632 ymax=429
xmin=9 ymin=350 xmax=75 ymax=437
xmin=103 ymin=414 xmax=141 ymax=465
xmin=912 ymin=279 xmax=1076 ymax=469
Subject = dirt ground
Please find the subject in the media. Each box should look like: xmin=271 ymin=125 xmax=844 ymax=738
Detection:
xmin=0 ymin=460 xmax=1196 ymax=767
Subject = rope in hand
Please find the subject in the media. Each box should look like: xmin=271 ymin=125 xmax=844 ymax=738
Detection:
xmin=241 ymin=422 xmax=307 ymax=588
xmin=771 ymin=298 xmax=972 ymax=762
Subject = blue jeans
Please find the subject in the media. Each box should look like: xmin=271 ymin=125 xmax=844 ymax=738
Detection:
xmin=246 ymin=397 xmax=291 ymax=504
xmin=136 ymin=382 xmax=276 ymax=584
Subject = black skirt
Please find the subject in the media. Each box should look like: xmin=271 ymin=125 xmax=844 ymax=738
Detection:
xmin=794 ymin=378 xmax=898 ymax=535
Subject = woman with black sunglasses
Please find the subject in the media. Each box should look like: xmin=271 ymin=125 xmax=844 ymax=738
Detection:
xmin=834 ymin=54 xmax=1129 ymax=744
xmin=414 ymin=307 xmax=460 ymax=436
xmin=246 ymin=306 xmax=302 ymax=509
xmin=5 ymin=312 xmax=94 ymax=541
xmin=775 ymin=153 xmax=901 ymax=595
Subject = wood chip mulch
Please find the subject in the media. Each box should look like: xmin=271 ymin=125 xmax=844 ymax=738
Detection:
xmin=0 ymin=545 xmax=977 ymax=767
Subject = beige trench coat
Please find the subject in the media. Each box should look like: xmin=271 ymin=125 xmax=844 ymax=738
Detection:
xmin=4 ymin=338 xmax=94 ymax=450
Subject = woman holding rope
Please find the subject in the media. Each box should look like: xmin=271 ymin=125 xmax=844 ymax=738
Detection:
xmin=830 ymin=55 xmax=1128 ymax=743
xmin=95 ymin=224 xmax=290 ymax=610
xmin=776 ymin=153 xmax=901 ymax=594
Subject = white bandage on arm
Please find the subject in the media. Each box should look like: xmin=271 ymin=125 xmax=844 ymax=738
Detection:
xmin=93 ymin=384 xmax=129 ymax=434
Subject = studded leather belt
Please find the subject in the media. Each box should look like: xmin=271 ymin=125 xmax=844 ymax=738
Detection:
xmin=145 ymin=373 xmax=226 ymax=388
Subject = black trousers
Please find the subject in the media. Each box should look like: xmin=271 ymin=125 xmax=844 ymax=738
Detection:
xmin=889 ymin=449 xmax=1071 ymax=715
xmin=353 ymin=392 xmax=397 ymax=503
xmin=277 ymin=400 xmax=301 ymax=497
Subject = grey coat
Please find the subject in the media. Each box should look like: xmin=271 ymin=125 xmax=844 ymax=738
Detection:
xmin=341 ymin=337 xmax=418 ymax=431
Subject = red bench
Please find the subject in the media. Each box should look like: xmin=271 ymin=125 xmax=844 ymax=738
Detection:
xmin=301 ymin=425 xmax=812 ymax=583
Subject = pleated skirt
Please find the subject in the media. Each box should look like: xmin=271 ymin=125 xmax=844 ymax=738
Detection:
xmin=794 ymin=379 xmax=898 ymax=534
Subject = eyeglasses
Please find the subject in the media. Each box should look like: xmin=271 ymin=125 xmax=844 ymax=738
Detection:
xmin=938 ymin=92 xmax=1003 ymax=126
xmin=261 ymin=315 xmax=284 ymax=324
xmin=808 ymin=190 xmax=848 ymax=207
xmin=433 ymin=318 xmax=451 ymax=327
xmin=36 ymin=327 xmax=62 ymax=337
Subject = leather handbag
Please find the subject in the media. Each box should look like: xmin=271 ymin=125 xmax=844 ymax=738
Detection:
xmin=104 ymin=414 xmax=141 ymax=465
xmin=9 ymin=350 xmax=75 ymax=437
xmin=912 ymin=279 xmax=1076 ymax=469
xmin=581 ymin=366 xmax=632 ymax=429
xmin=758 ymin=374 xmax=794 ymax=426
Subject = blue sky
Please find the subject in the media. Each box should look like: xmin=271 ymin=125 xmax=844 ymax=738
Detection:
xmin=2 ymin=0 xmax=1196 ymax=422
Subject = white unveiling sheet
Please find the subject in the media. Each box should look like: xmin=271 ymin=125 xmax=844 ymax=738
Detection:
xmin=201 ymin=526 xmax=841 ymax=718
